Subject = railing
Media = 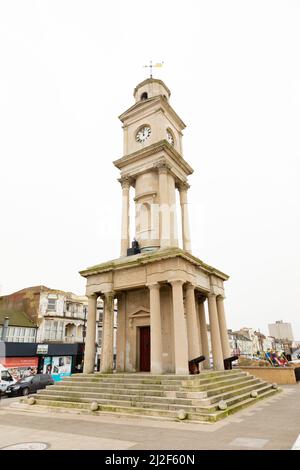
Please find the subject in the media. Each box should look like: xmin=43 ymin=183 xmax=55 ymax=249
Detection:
xmin=64 ymin=336 xmax=83 ymax=344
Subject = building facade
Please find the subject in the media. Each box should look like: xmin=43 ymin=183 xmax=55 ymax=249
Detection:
xmin=268 ymin=320 xmax=294 ymax=341
xmin=0 ymin=286 xmax=117 ymax=378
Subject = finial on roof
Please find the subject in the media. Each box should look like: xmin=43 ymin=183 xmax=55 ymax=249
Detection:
xmin=143 ymin=60 xmax=164 ymax=78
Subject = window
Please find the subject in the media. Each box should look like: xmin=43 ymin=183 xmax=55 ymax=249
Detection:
xmin=44 ymin=320 xmax=64 ymax=341
xmin=1 ymin=370 xmax=13 ymax=381
xmin=141 ymin=92 xmax=148 ymax=100
xmin=24 ymin=329 xmax=36 ymax=342
xmin=98 ymin=329 xmax=102 ymax=344
xmin=47 ymin=298 xmax=56 ymax=311
xmin=50 ymin=321 xmax=58 ymax=340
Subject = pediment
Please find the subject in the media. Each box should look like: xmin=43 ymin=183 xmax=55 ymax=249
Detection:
xmin=128 ymin=307 xmax=150 ymax=319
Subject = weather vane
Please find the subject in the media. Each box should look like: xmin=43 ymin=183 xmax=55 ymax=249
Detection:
xmin=143 ymin=60 xmax=164 ymax=78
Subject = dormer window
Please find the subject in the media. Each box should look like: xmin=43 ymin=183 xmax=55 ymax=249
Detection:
xmin=141 ymin=92 xmax=148 ymax=101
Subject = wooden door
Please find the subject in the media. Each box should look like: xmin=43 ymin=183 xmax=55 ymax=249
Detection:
xmin=139 ymin=326 xmax=150 ymax=372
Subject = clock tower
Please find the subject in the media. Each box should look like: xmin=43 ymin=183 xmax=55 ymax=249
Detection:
xmin=114 ymin=78 xmax=193 ymax=255
xmin=80 ymin=78 xmax=232 ymax=377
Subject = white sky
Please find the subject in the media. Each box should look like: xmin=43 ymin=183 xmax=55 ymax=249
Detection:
xmin=0 ymin=1 xmax=299 ymax=339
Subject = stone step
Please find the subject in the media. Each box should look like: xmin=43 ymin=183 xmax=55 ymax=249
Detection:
xmin=63 ymin=370 xmax=244 ymax=386
xmin=54 ymin=381 xmax=182 ymax=391
xmin=205 ymin=377 xmax=260 ymax=396
xmin=202 ymin=379 xmax=265 ymax=403
xmin=181 ymin=372 xmax=248 ymax=389
xmin=33 ymin=386 xmax=280 ymax=423
xmin=175 ymin=376 xmax=258 ymax=399
xmin=33 ymin=398 xmax=192 ymax=420
xmin=45 ymin=386 xmax=169 ymax=398
xmin=35 ymin=394 xmax=198 ymax=411
xmin=63 ymin=376 xmax=183 ymax=385
xmin=39 ymin=376 xmax=262 ymax=406
xmin=37 ymin=389 xmax=194 ymax=406
xmin=184 ymin=374 xmax=255 ymax=391
xmin=56 ymin=372 xmax=247 ymax=391
xmin=72 ymin=370 xmax=240 ymax=381
xmin=190 ymin=387 xmax=280 ymax=422
xmin=36 ymin=381 xmax=272 ymax=413
xmin=25 ymin=370 xmax=281 ymax=424
xmin=195 ymin=383 xmax=274 ymax=413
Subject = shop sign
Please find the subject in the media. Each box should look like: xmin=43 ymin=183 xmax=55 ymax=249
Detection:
xmin=36 ymin=344 xmax=48 ymax=354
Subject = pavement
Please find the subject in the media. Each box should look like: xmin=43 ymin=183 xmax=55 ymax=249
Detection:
xmin=0 ymin=384 xmax=299 ymax=450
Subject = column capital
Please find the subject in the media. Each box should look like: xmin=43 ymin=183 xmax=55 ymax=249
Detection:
xmin=155 ymin=159 xmax=171 ymax=174
xmin=216 ymin=294 xmax=226 ymax=301
xmin=178 ymin=181 xmax=190 ymax=192
xmin=185 ymin=282 xmax=196 ymax=292
xmin=87 ymin=293 xmax=98 ymax=300
xmin=115 ymin=291 xmax=125 ymax=301
xmin=118 ymin=175 xmax=131 ymax=189
xmin=101 ymin=291 xmax=115 ymax=301
xmin=147 ymin=282 xmax=160 ymax=291
xmin=169 ymin=279 xmax=185 ymax=287
xmin=207 ymin=292 xmax=217 ymax=299
xmin=196 ymin=292 xmax=207 ymax=303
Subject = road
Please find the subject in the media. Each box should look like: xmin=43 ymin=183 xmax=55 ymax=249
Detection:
xmin=0 ymin=384 xmax=299 ymax=450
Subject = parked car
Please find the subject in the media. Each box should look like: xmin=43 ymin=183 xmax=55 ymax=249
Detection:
xmin=5 ymin=373 xmax=54 ymax=397
xmin=0 ymin=365 xmax=16 ymax=395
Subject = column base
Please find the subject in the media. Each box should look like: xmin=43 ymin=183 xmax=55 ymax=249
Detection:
xmin=100 ymin=368 xmax=113 ymax=374
xmin=175 ymin=367 xmax=189 ymax=375
xmin=83 ymin=365 xmax=94 ymax=374
xmin=151 ymin=366 xmax=163 ymax=375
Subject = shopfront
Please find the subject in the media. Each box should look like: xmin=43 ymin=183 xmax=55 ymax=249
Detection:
xmin=0 ymin=342 xmax=84 ymax=382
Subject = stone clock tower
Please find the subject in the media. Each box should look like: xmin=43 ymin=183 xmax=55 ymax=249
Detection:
xmin=115 ymin=78 xmax=193 ymax=256
xmin=80 ymin=78 xmax=232 ymax=376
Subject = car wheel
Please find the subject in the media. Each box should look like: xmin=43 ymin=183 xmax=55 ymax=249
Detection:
xmin=22 ymin=388 xmax=29 ymax=396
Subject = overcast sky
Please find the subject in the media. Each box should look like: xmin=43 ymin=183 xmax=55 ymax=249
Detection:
xmin=0 ymin=1 xmax=299 ymax=339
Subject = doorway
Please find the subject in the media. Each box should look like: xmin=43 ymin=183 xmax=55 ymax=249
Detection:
xmin=139 ymin=326 xmax=150 ymax=372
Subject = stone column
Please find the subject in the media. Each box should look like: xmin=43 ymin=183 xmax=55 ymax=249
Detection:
xmin=170 ymin=280 xmax=189 ymax=375
xmin=157 ymin=161 xmax=171 ymax=248
xmin=185 ymin=284 xmax=201 ymax=360
xmin=207 ymin=293 xmax=224 ymax=370
xmin=148 ymin=283 xmax=163 ymax=374
xmin=198 ymin=299 xmax=211 ymax=369
xmin=83 ymin=294 xmax=98 ymax=374
xmin=216 ymin=296 xmax=232 ymax=359
xmin=119 ymin=176 xmax=130 ymax=257
xmin=100 ymin=291 xmax=115 ymax=373
xmin=178 ymin=182 xmax=192 ymax=253
xmin=116 ymin=293 xmax=126 ymax=372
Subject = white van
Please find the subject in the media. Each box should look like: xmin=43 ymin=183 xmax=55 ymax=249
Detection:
xmin=0 ymin=364 xmax=16 ymax=394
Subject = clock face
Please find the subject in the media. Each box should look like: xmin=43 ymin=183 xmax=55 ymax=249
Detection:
xmin=136 ymin=126 xmax=151 ymax=143
xmin=167 ymin=129 xmax=174 ymax=146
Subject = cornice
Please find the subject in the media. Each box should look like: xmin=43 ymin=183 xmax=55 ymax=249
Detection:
xmin=118 ymin=96 xmax=186 ymax=130
xmin=113 ymin=140 xmax=194 ymax=176
xmin=133 ymin=78 xmax=171 ymax=97
xmin=134 ymin=190 xmax=157 ymax=202
xmin=79 ymin=247 xmax=229 ymax=281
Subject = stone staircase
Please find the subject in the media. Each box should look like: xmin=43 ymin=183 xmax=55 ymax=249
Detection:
xmin=18 ymin=369 xmax=280 ymax=422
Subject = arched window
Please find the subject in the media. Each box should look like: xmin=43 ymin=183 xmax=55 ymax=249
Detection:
xmin=141 ymin=92 xmax=148 ymax=100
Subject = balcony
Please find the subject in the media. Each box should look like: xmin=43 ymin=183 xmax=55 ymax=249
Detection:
xmin=64 ymin=336 xmax=83 ymax=344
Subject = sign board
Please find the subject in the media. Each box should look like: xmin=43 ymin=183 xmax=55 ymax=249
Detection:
xmin=36 ymin=344 xmax=48 ymax=355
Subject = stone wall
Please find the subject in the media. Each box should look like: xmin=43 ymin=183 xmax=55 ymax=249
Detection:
xmin=240 ymin=366 xmax=297 ymax=384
